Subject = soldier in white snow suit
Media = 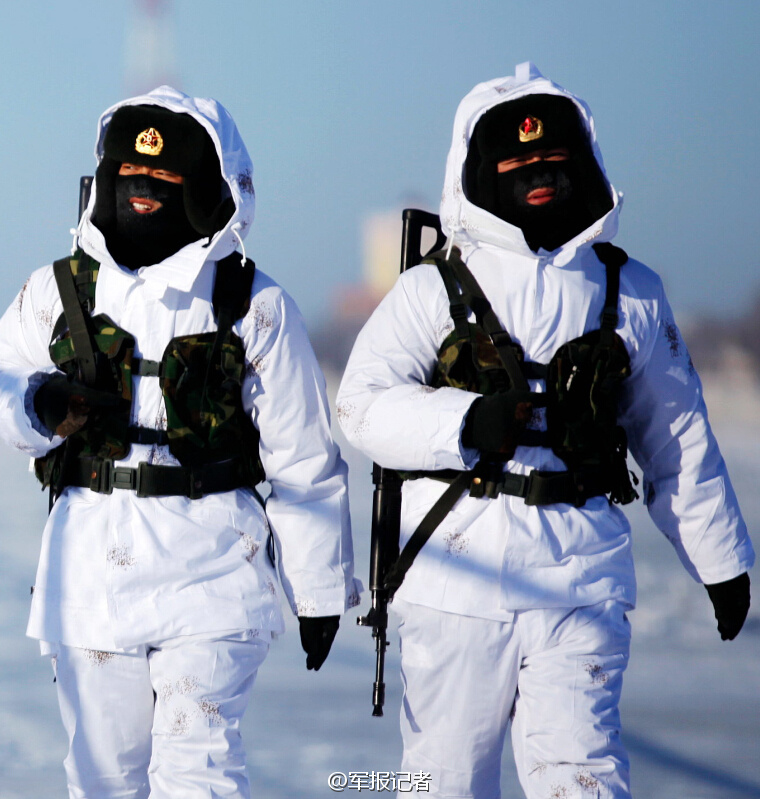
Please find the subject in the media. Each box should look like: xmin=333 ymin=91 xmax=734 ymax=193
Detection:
xmin=0 ymin=86 xmax=361 ymax=798
xmin=337 ymin=63 xmax=753 ymax=799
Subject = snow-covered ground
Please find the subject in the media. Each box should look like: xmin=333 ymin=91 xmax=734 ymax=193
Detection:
xmin=0 ymin=376 xmax=758 ymax=797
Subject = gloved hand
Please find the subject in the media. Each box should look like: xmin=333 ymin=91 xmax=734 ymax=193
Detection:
xmin=33 ymin=373 xmax=120 ymax=438
xmin=298 ymin=615 xmax=340 ymax=671
xmin=462 ymin=389 xmax=534 ymax=456
xmin=704 ymin=572 xmax=751 ymax=641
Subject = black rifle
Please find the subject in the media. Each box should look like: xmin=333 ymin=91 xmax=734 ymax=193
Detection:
xmin=48 ymin=176 xmax=94 ymax=513
xmin=79 ymin=176 xmax=93 ymax=221
xmin=357 ymin=208 xmax=445 ymax=717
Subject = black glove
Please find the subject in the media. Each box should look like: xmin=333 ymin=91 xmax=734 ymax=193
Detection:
xmin=462 ymin=389 xmax=534 ymax=456
xmin=33 ymin=373 xmax=120 ymax=437
xmin=298 ymin=615 xmax=340 ymax=671
xmin=705 ymin=572 xmax=751 ymax=641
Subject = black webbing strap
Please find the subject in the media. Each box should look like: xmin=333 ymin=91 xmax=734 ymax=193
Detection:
xmin=383 ymin=244 xmax=631 ymax=595
xmin=203 ymin=252 xmax=256 ymax=393
xmin=435 ymin=259 xmax=471 ymax=341
xmin=520 ymin=429 xmax=549 ymax=447
xmin=212 ymin=252 xmax=255 ymax=327
xmin=128 ymin=426 xmax=170 ymax=446
xmin=447 ymin=249 xmax=530 ymax=392
xmin=521 ymin=362 xmax=547 ymax=380
xmin=592 ymin=242 xmax=627 ymax=338
xmin=384 ymin=470 xmax=472 ymax=594
xmin=383 ymin=462 xmax=612 ymax=595
xmin=52 ymin=257 xmax=98 ymax=385
xmin=432 ymin=248 xmax=549 ymax=393
xmin=66 ymin=455 xmax=245 ymax=499
xmin=495 ymin=467 xmax=610 ymax=505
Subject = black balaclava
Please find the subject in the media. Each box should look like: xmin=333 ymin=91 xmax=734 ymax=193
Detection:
xmin=109 ymin=174 xmax=200 ymax=268
xmin=464 ymin=94 xmax=613 ymax=252
xmin=93 ymin=104 xmax=235 ymax=269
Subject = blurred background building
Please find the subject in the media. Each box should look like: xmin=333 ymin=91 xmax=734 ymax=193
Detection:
xmin=1 ymin=2 xmax=759 ymax=795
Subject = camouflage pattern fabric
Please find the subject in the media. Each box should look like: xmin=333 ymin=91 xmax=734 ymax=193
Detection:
xmin=34 ymin=252 xmax=264 ymax=491
xmin=35 ymin=252 xmax=134 ymax=487
xmin=428 ymin=278 xmax=637 ymax=504
xmin=161 ymin=331 xmax=264 ymax=483
xmin=433 ymin=324 xmax=519 ymax=395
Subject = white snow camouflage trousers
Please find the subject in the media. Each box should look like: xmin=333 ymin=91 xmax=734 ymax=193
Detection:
xmin=50 ymin=632 xmax=269 ymax=798
xmin=395 ymin=599 xmax=631 ymax=799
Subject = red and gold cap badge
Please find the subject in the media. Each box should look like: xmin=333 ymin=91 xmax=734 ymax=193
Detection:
xmin=135 ymin=127 xmax=164 ymax=156
xmin=518 ymin=115 xmax=543 ymax=144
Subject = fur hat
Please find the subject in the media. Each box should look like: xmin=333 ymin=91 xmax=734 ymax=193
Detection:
xmin=94 ymin=104 xmax=234 ymax=237
xmin=464 ymin=94 xmax=612 ymax=226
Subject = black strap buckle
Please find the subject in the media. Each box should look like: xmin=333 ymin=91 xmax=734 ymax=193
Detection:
xmin=500 ymin=471 xmax=530 ymax=500
xmin=88 ymin=458 xmax=113 ymax=494
xmin=526 ymin=470 xmax=555 ymax=506
xmin=470 ymin=459 xmax=509 ymax=499
xmin=448 ymin=301 xmax=470 ymax=340
xmin=112 ymin=466 xmax=138 ymax=492
xmin=469 ymin=470 xmax=531 ymax=500
xmin=490 ymin=330 xmax=514 ymax=350
xmin=87 ymin=458 xmax=144 ymax=495
xmin=469 ymin=475 xmax=485 ymax=498
xmin=522 ymin=469 xmax=591 ymax=507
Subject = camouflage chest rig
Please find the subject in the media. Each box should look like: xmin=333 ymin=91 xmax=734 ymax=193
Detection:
xmin=35 ymin=249 xmax=265 ymax=500
xmin=384 ymin=242 xmax=639 ymax=593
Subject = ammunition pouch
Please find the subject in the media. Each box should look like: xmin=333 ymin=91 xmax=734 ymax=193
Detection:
xmin=546 ymin=327 xmax=638 ymax=505
xmin=421 ymin=243 xmax=638 ymax=507
xmin=34 ymin=250 xmax=265 ymax=497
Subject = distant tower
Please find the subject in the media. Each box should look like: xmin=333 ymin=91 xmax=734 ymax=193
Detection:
xmin=362 ymin=206 xmax=440 ymax=296
xmin=362 ymin=209 xmax=403 ymax=298
xmin=124 ymin=0 xmax=178 ymax=95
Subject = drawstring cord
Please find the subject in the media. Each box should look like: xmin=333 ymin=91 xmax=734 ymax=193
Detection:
xmin=231 ymin=225 xmax=247 ymax=265
xmin=445 ymin=211 xmax=465 ymax=260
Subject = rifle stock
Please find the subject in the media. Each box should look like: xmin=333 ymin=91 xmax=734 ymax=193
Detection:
xmin=357 ymin=208 xmax=445 ymax=717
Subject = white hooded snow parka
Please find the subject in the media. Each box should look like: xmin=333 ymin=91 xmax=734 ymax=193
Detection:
xmin=0 ymin=86 xmax=361 ymax=651
xmin=337 ymin=63 xmax=753 ymax=620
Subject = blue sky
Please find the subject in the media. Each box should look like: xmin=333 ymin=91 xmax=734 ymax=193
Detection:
xmin=1 ymin=0 xmax=758 ymax=325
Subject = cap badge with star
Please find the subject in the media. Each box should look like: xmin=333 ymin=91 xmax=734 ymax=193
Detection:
xmin=518 ymin=115 xmax=543 ymax=143
xmin=135 ymin=127 xmax=164 ymax=156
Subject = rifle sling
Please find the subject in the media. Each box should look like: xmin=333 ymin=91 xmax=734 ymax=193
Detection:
xmin=383 ymin=463 xmax=613 ymax=596
xmin=382 ymin=242 xmax=630 ymax=596
xmin=433 ymin=248 xmax=530 ymax=392
xmin=383 ymin=470 xmax=472 ymax=595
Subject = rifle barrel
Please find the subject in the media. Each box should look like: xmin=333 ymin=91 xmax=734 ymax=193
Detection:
xmin=359 ymin=209 xmax=444 ymax=717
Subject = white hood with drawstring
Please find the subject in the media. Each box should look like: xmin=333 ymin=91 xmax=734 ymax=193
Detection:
xmin=0 ymin=86 xmax=361 ymax=651
xmin=337 ymin=64 xmax=753 ymax=619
